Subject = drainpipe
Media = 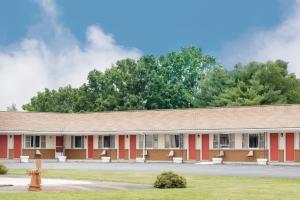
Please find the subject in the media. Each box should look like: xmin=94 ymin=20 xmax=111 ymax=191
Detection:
xmin=265 ymin=131 xmax=269 ymax=165
xmin=180 ymin=134 xmax=183 ymax=160
xmin=22 ymin=134 xmax=24 ymax=156
xmin=62 ymin=134 xmax=65 ymax=157
xmin=143 ymin=134 xmax=146 ymax=160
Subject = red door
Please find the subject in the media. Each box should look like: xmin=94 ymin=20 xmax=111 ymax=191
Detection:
xmin=270 ymin=133 xmax=279 ymax=161
xmin=286 ymin=133 xmax=294 ymax=161
xmin=14 ymin=135 xmax=22 ymax=158
xmin=130 ymin=135 xmax=136 ymax=159
xmin=88 ymin=135 xmax=94 ymax=159
xmin=119 ymin=135 xmax=125 ymax=159
xmin=56 ymin=136 xmax=64 ymax=153
xmin=202 ymin=134 xmax=209 ymax=160
xmin=189 ymin=134 xmax=197 ymax=160
xmin=0 ymin=135 xmax=8 ymax=158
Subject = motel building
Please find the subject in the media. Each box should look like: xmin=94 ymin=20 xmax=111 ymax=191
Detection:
xmin=0 ymin=104 xmax=300 ymax=164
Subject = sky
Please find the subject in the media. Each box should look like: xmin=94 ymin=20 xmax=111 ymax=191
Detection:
xmin=0 ymin=0 xmax=299 ymax=111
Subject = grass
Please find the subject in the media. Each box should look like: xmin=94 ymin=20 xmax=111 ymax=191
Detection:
xmin=1 ymin=168 xmax=300 ymax=200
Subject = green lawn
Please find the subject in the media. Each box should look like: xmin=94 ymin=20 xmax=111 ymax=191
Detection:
xmin=1 ymin=169 xmax=300 ymax=200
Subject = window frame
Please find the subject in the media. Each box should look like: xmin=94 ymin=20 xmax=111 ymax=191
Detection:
xmin=164 ymin=134 xmax=184 ymax=149
xmin=138 ymin=134 xmax=158 ymax=149
xmin=98 ymin=135 xmax=115 ymax=149
xmin=213 ymin=134 xmax=235 ymax=149
xmin=242 ymin=133 xmax=266 ymax=149
xmin=71 ymin=136 xmax=84 ymax=149
xmin=24 ymin=135 xmax=46 ymax=149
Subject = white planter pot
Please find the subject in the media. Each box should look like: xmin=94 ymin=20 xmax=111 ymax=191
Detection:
xmin=212 ymin=157 xmax=223 ymax=164
xmin=257 ymin=158 xmax=268 ymax=165
xmin=20 ymin=156 xmax=29 ymax=163
xmin=57 ymin=156 xmax=67 ymax=162
xmin=101 ymin=156 xmax=111 ymax=163
xmin=173 ymin=157 xmax=183 ymax=164
xmin=136 ymin=157 xmax=145 ymax=163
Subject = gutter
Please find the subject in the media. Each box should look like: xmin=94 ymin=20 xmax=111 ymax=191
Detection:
xmin=0 ymin=127 xmax=300 ymax=135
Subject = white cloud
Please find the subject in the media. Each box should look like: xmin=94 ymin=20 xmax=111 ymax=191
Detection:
xmin=220 ymin=0 xmax=300 ymax=77
xmin=0 ymin=0 xmax=141 ymax=111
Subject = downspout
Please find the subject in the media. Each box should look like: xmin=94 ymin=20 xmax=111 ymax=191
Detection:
xmin=265 ymin=131 xmax=269 ymax=165
xmin=22 ymin=134 xmax=24 ymax=156
xmin=181 ymin=133 xmax=183 ymax=160
xmin=62 ymin=133 xmax=65 ymax=157
xmin=143 ymin=134 xmax=146 ymax=160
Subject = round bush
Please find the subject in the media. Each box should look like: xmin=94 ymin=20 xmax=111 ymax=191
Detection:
xmin=0 ymin=163 xmax=8 ymax=175
xmin=154 ymin=171 xmax=186 ymax=189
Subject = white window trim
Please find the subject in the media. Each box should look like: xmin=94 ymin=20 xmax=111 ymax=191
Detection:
xmin=24 ymin=135 xmax=46 ymax=149
xmin=138 ymin=134 xmax=158 ymax=149
xmin=244 ymin=133 xmax=266 ymax=150
xmin=213 ymin=134 xmax=235 ymax=149
xmin=72 ymin=136 xmax=84 ymax=149
xmin=98 ymin=135 xmax=115 ymax=149
xmin=164 ymin=134 xmax=184 ymax=149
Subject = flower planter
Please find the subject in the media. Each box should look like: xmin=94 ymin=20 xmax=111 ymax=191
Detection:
xmin=57 ymin=155 xmax=67 ymax=162
xmin=101 ymin=156 xmax=111 ymax=163
xmin=136 ymin=157 xmax=145 ymax=163
xmin=173 ymin=157 xmax=183 ymax=164
xmin=20 ymin=156 xmax=29 ymax=163
xmin=212 ymin=157 xmax=223 ymax=164
xmin=257 ymin=158 xmax=268 ymax=165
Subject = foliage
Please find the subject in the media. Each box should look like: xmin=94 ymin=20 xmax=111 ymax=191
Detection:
xmin=210 ymin=60 xmax=300 ymax=106
xmin=154 ymin=171 xmax=187 ymax=189
xmin=22 ymin=47 xmax=300 ymax=112
xmin=0 ymin=163 xmax=8 ymax=174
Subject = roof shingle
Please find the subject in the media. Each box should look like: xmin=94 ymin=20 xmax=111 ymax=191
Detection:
xmin=1 ymin=105 xmax=300 ymax=134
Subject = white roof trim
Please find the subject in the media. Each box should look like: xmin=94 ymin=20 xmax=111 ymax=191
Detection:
xmin=1 ymin=127 xmax=300 ymax=135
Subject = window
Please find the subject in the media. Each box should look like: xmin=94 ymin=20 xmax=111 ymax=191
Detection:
xmin=71 ymin=136 xmax=84 ymax=148
xmin=98 ymin=135 xmax=115 ymax=148
xmin=138 ymin=135 xmax=158 ymax=149
xmin=242 ymin=133 xmax=265 ymax=148
xmin=25 ymin=136 xmax=46 ymax=148
xmin=165 ymin=134 xmax=184 ymax=148
xmin=213 ymin=134 xmax=234 ymax=149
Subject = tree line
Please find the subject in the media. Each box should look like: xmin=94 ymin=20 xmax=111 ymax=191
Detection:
xmin=22 ymin=47 xmax=300 ymax=112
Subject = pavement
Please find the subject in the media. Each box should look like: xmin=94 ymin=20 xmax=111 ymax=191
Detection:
xmin=0 ymin=176 xmax=151 ymax=192
xmin=3 ymin=161 xmax=300 ymax=179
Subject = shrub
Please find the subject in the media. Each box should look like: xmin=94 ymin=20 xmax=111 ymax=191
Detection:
xmin=0 ymin=163 xmax=8 ymax=175
xmin=154 ymin=171 xmax=186 ymax=189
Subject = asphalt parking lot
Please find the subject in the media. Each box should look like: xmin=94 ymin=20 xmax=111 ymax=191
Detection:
xmin=3 ymin=161 xmax=300 ymax=179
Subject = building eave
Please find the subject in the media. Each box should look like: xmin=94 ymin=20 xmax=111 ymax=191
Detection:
xmin=1 ymin=127 xmax=300 ymax=135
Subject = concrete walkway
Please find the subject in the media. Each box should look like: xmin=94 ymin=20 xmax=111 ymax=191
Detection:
xmin=0 ymin=176 xmax=151 ymax=192
xmin=3 ymin=161 xmax=300 ymax=179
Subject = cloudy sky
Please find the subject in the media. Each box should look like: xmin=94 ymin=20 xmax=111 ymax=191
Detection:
xmin=0 ymin=0 xmax=299 ymax=110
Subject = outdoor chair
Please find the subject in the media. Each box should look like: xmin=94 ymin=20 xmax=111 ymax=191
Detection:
xmin=247 ymin=150 xmax=254 ymax=161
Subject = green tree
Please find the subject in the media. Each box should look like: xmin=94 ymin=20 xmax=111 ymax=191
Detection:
xmin=22 ymin=48 xmax=300 ymax=112
xmin=212 ymin=60 xmax=300 ymax=106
